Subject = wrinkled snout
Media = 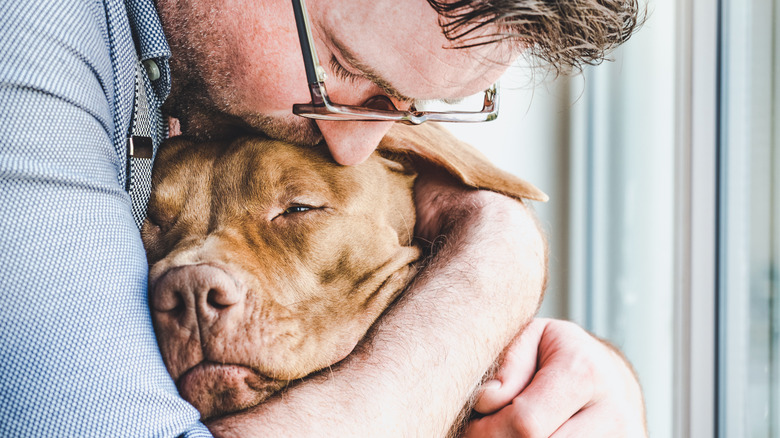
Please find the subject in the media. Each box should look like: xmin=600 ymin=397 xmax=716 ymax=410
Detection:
xmin=150 ymin=264 xmax=245 ymax=339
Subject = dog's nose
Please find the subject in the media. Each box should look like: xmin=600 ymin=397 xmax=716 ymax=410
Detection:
xmin=150 ymin=265 xmax=244 ymax=323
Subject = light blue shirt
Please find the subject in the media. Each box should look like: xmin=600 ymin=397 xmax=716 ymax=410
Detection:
xmin=0 ymin=0 xmax=210 ymax=435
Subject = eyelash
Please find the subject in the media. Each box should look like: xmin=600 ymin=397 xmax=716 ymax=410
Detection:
xmin=284 ymin=205 xmax=313 ymax=215
xmin=329 ymin=57 xmax=361 ymax=84
xmin=327 ymin=55 xmax=417 ymax=108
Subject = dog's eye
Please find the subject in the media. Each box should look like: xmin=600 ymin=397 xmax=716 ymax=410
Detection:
xmin=272 ymin=204 xmax=327 ymax=221
xmin=283 ymin=205 xmax=313 ymax=215
xmin=145 ymin=210 xmax=173 ymax=234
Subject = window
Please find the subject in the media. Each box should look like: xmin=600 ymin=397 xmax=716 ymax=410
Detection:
xmin=450 ymin=0 xmax=778 ymax=435
xmin=719 ymin=0 xmax=779 ymax=435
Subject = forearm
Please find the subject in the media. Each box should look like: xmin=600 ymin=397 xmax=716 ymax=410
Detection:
xmin=209 ymin=191 xmax=546 ymax=437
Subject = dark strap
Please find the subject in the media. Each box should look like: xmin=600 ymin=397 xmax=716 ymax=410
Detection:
xmin=127 ymin=60 xmax=156 ymax=230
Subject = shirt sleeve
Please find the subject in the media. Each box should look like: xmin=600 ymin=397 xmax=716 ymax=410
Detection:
xmin=0 ymin=0 xmax=209 ymax=435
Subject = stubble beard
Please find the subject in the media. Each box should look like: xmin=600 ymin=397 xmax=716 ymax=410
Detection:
xmin=162 ymin=66 xmax=324 ymax=147
xmin=240 ymin=111 xmax=324 ymax=147
xmin=157 ymin=0 xmax=323 ymax=147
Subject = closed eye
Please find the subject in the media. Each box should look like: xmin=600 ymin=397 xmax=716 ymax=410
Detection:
xmin=271 ymin=204 xmax=326 ymax=221
xmin=284 ymin=205 xmax=314 ymax=215
xmin=145 ymin=209 xmax=174 ymax=234
xmin=329 ymin=56 xmax=361 ymax=84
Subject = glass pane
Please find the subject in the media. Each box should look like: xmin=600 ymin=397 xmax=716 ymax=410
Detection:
xmin=564 ymin=1 xmax=678 ymax=435
xmin=718 ymin=0 xmax=780 ymax=436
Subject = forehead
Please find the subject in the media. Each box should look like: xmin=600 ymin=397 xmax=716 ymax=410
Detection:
xmin=311 ymin=0 xmax=515 ymax=101
xmin=216 ymin=139 xmax=379 ymax=206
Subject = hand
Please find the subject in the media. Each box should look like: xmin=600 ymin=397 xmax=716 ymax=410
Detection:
xmin=465 ymin=318 xmax=647 ymax=438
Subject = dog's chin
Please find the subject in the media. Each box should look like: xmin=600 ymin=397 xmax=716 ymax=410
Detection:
xmin=177 ymin=362 xmax=284 ymax=420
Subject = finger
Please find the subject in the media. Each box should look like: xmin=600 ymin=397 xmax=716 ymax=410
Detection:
xmin=465 ymin=395 xmax=573 ymax=438
xmin=549 ymin=406 xmax=618 ymax=438
xmin=549 ymin=402 xmax=647 ymax=438
xmin=474 ymin=318 xmax=549 ymax=414
xmin=503 ymin=338 xmax=600 ymax=437
xmin=463 ymin=405 xmax=522 ymax=438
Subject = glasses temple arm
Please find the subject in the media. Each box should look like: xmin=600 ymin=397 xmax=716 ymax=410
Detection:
xmin=291 ymin=0 xmax=324 ymax=86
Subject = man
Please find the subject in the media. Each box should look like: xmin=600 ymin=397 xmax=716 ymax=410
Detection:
xmin=0 ymin=0 xmax=645 ymax=436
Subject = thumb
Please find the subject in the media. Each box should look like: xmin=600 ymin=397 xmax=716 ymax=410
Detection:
xmin=474 ymin=318 xmax=548 ymax=414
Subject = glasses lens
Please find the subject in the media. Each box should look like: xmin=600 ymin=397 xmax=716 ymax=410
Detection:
xmin=413 ymin=90 xmax=491 ymax=113
xmin=363 ymin=95 xmax=399 ymax=112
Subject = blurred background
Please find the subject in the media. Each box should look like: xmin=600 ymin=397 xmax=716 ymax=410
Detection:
xmin=447 ymin=0 xmax=778 ymax=436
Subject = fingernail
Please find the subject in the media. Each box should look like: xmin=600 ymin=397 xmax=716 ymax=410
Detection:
xmin=481 ymin=379 xmax=502 ymax=391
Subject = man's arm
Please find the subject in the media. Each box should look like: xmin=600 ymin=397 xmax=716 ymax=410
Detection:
xmin=209 ymin=179 xmax=547 ymax=436
xmin=0 ymin=1 xmax=208 ymax=435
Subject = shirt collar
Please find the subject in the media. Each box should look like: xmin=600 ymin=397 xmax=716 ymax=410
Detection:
xmin=125 ymin=0 xmax=172 ymax=104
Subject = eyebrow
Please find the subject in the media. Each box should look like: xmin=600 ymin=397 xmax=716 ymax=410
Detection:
xmin=328 ymin=37 xmax=416 ymax=104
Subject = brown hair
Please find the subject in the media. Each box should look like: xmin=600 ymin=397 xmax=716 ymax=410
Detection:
xmin=426 ymin=0 xmax=646 ymax=74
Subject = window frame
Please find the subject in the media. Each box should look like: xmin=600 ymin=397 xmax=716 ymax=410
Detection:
xmin=674 ymin=0 xmax=719 ymax=435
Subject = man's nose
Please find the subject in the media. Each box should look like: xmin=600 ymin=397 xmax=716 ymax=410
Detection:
xmin=316 ymin=91 xmax=412 ymax=166
xmin=316 ymin=119 xmax=396 ymax=166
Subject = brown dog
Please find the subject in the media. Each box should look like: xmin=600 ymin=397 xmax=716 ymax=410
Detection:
xmin=142 ymin=123 xmax=546 ymax=421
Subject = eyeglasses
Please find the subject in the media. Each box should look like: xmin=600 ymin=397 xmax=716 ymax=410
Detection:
xmin=290 ymin=0 xmax=500 ymax=125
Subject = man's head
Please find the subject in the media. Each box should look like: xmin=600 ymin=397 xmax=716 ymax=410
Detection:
xmin=157 ymin=0 xmax=642 ymax=165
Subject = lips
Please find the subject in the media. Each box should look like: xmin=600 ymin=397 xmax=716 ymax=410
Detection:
xmin=177 ymin=362 xmax=283 ymax=419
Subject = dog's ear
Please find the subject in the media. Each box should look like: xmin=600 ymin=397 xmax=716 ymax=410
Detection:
xmin=378 ymin=123 xmax=548 ymax=202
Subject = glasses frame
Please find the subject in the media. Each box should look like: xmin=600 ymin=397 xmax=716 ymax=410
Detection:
xmin=290 ymin=0 xmax=500 ymax=125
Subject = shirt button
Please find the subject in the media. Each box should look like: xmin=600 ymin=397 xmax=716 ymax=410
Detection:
xmin=143 ymin=59 xmax=161 ymax=81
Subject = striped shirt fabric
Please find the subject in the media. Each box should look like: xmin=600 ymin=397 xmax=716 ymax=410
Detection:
xmin=0 ymin=0 xmax=211 ymax=435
